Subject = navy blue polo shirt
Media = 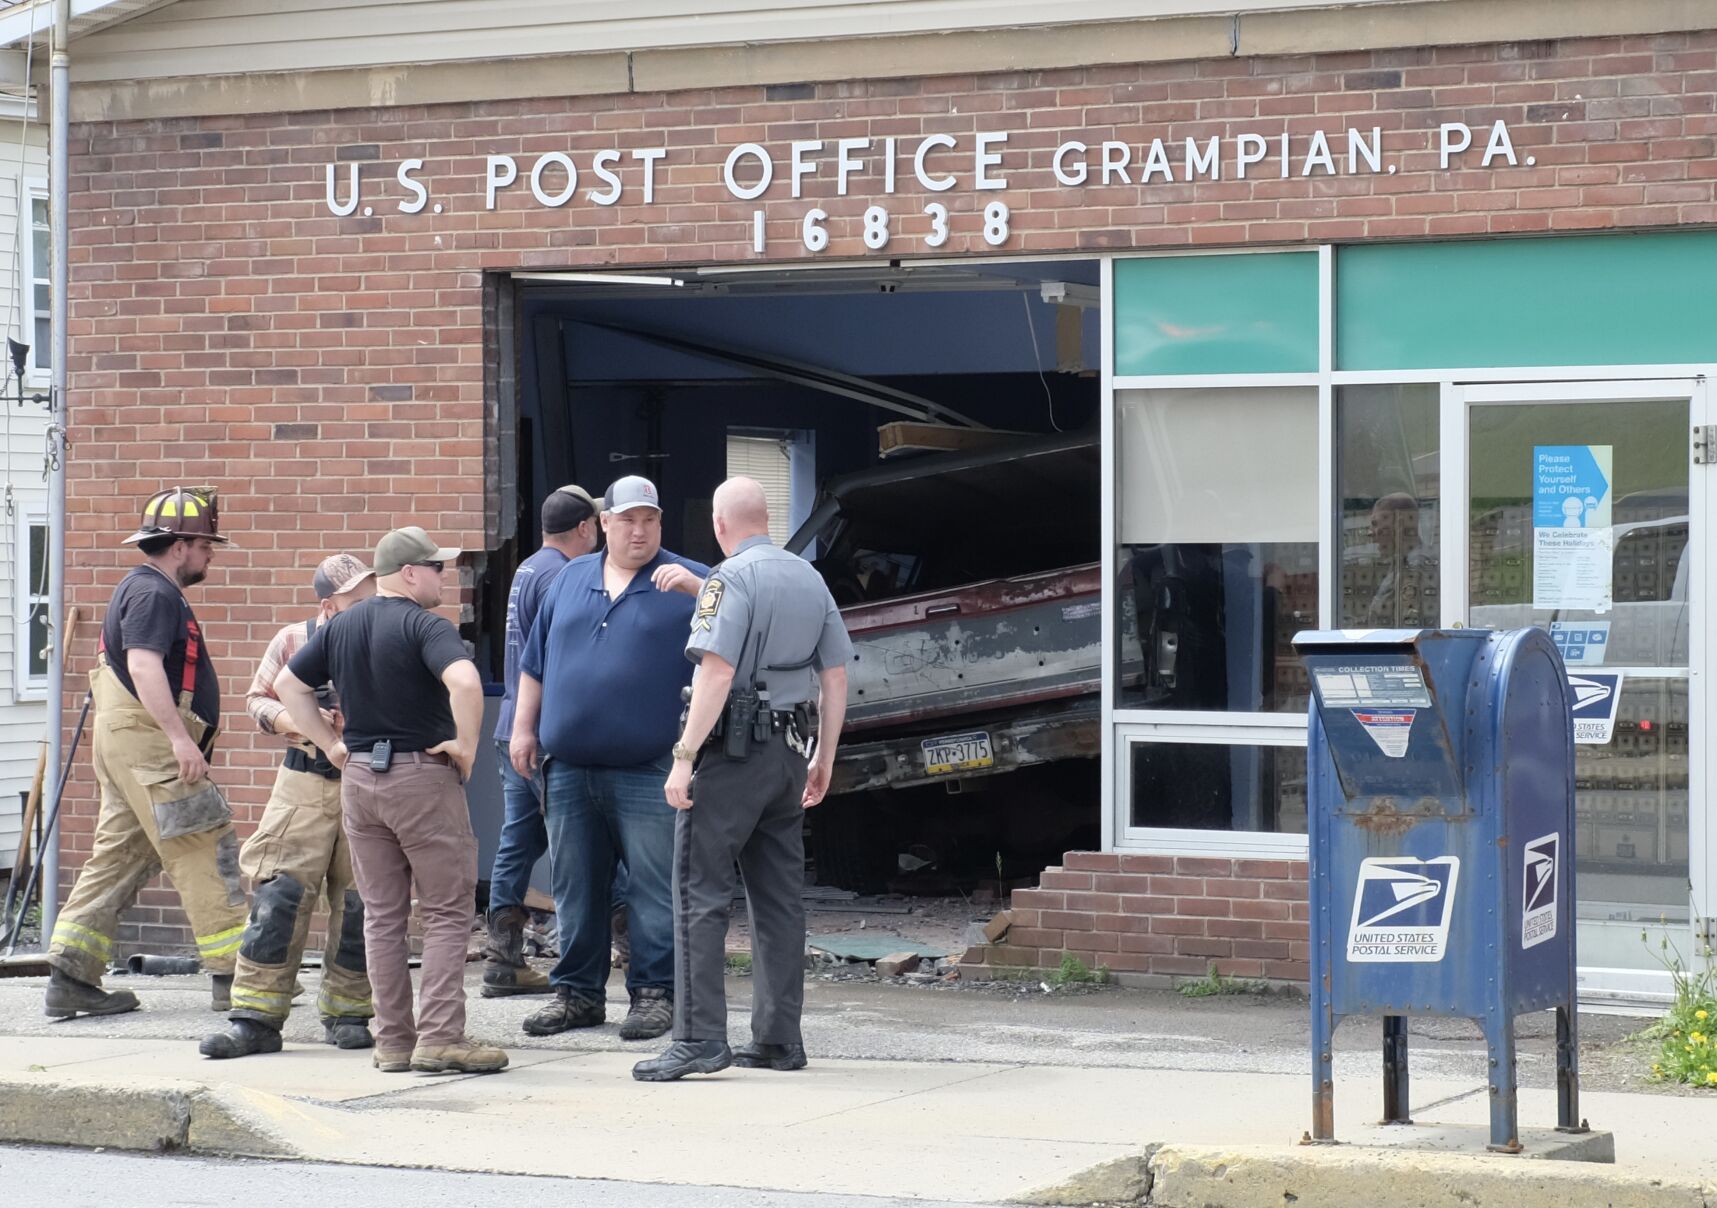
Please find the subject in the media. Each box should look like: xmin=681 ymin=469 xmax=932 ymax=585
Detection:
xmin=519 ymin=547 xmax=708 ymax=768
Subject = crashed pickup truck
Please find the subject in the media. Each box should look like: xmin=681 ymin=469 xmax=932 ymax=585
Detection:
xmin=787 ymin=432 xmax=1123 ymax=889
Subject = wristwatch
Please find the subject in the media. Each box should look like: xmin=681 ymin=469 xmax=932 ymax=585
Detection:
xmin=671 ymin=741 xmax=697 ymax=763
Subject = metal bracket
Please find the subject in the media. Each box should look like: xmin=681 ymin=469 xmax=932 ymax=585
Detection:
xmin=1695 ymin=916 xmax=1716 ymax=946
xmin=1694 ymin=425 xmax=1715 ymax=465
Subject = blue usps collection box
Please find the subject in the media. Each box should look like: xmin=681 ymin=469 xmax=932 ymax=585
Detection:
xmin=1292 ymin=627 xmax=1584 ymax=1153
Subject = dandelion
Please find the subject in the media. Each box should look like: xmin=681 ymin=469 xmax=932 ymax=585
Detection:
xmin=1699 ymin=1010 xmax=1710 ymax=1021
xmin=1708 ymin=1072 xmax=1717 ymax=1087
xmin=1694 ymin=1032 xmax=1708 ymax=1046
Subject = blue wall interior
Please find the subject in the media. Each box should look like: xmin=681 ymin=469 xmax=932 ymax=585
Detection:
xmin=512 ymin=260 xmax=1103 ymax=570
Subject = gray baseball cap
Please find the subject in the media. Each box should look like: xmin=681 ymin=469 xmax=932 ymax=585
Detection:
xmin=604 ymin=475 xmax=662 ymax=514
xmin=374 ymin=526 xmax=460 ymax=576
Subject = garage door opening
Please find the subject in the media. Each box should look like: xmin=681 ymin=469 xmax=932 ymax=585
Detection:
xmin=491 ymin=258 xmax=1103 ymax=897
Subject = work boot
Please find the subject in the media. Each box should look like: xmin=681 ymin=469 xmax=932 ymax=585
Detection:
xmin=481 ymin=906 xmax=552 ymax=998
xmin=44 ymin=968 xmax=140 ymax=1020
xmin=632 ymin=1040 xmax=733 ymax=1083
xmin=373 ymin=1050 xmax=413 ymax=1073
xmin=210 ymin=974 xmax=233 ymax=1012
xmin=322 ymin=1016 xmax=375 ymax=1050
xmin=611 ymin=904 xmax=630 ymax=969
xmin=521 ymin=986 xmax=605 ymax=1036
xmin=618 ymin=987 xmax=673 ymax=1040
xmin=199 ymin=1018 xmax=284 ymax=1060
xmin=411 ymin=1039 xmax=509 ymax=1074
xmin=733 ymin=1041 xmax=809 ymax=1071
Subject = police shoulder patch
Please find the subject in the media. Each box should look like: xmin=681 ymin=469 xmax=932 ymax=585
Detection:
xmin=694 ymin=578 xmax=724 ymax=631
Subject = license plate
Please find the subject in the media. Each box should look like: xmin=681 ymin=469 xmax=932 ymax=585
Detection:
xmin=921 ymin=730 xmax=994 ymax=776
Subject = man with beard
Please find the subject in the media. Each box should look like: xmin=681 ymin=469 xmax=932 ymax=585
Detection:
xmin=511 ymin=476 xmax=705 ymax=1042
xmin=45 ymin=487 xmax=249 ymax=1019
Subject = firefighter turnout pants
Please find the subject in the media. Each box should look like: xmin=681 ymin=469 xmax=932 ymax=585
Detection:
xmin=49 ymin=664 xmax=248 ymax=985
xmin=228 ymin=760 xmax=372 ymax=1025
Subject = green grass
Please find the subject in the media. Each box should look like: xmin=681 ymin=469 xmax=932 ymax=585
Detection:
xmin=1178 ymin=966 xmax=1270 ymax=998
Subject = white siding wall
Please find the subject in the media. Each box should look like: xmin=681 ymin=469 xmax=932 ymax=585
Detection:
xmin=67 ymin=0 xmax=1426 ymax=83
xmin=0 ymin=114 xmax=50 ymax=872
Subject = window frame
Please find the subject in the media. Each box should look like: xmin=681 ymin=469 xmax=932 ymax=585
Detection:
xmin=1101 ymin=242 xmax=1715 ymax=860
xmin=20 ymin=176 xmax=48 ymax=387
xmin=15 ymin=501 xmax=47 ymax=700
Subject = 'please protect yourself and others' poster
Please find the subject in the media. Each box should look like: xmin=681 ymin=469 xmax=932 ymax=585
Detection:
xmin=1532 ymin=444 xmax=1614 ymax=613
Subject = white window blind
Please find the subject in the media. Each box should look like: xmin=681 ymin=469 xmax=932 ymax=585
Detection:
xmin=1118 ymin=386 xmax=1319 ymax=545
xmin=726 ymin=434 xmax=794 ymax=546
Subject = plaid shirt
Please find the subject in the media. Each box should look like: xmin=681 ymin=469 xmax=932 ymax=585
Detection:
xmin=247 ymin=617 xmax=336 ymax=743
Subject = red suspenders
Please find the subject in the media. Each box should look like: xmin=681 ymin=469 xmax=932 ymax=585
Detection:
xmin=98 ymin=615 xmax=202 ymax=697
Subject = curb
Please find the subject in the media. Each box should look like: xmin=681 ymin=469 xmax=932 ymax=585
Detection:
xmin=1019 ymin=1143 xmax=1717 ymax=1207
xmin=0 ymin=1074 xmax=304 ymax=1159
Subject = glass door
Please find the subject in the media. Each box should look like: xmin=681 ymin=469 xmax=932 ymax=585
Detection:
xmin=1448 ymin=380 xmax=1707 ymax=997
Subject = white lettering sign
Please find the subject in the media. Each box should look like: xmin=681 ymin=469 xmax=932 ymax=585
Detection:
xmin=320 ymin=122 xmax=1534 ymax=253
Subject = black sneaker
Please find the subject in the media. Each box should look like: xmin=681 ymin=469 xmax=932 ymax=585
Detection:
xmin=632 ymin=1040 xmax=732 ymax=1082
xmin=199 ymin=1018 xmax=284 ymax=1060
xmin=521 ymin=986 xmax=605 ymax=1036
xmin=733 ymin=1041 xmax=808 ymax=1071
xmin=618 ymin=987 xmax=673 ymax=1040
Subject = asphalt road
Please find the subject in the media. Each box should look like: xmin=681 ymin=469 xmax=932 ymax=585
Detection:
xmin=0 ymin=1145 xmax=1004 ymax=1208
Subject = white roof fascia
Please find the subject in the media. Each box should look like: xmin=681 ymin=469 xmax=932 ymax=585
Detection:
xmin=0 ymin=0 xmax=179 ymax=49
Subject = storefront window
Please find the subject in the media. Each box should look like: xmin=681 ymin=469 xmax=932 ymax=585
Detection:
xmin=1337 ymin=384 xmax=1440 ymax=629
xmin=1128 ymin=740 xmax=1307 ymax=833
xmin=1115 ymin=386 xmax=1319 ymax=713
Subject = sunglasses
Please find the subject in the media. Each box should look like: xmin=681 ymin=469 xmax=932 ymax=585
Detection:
xmin=410 ymin=560 xmax=445 ymax=573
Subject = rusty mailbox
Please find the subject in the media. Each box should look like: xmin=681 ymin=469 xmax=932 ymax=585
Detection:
xmin=1292 ymin=627 xmax=1584 ymax=1153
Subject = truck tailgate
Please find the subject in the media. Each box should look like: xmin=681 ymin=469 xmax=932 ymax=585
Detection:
xmin=841 ymin=563 xmax=1103 ymax=731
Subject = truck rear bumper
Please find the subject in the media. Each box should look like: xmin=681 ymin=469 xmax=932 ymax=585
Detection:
xmin=829 ymin=697 xmax=1100 ymax=795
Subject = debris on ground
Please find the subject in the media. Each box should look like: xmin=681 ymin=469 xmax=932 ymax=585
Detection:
xmin=876 ymin=952 xmax=921 ymax=977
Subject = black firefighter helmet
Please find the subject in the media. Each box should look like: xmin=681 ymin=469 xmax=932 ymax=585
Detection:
xmin=122 ymin=486 xmax=238 ymax=548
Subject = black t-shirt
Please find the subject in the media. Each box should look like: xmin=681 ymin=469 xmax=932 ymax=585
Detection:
xmin=287 ymin=595 xmax=470 ymax=753
xmin=100 ymin=565 xmax=221 ymax=729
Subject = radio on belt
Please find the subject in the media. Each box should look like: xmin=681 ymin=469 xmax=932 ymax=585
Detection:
xmin=1292 ymin=627 xmax=1586 ymax=1155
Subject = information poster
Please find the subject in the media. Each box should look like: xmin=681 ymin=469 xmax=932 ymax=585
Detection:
xmin=1532 ymin=445 xmax=1613 ymax=612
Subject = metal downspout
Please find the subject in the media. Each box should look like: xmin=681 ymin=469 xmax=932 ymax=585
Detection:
xmin=42 ymin=0 xmax=69 ymax=943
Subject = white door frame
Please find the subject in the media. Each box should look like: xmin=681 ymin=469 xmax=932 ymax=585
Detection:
xmin=1443 ymin=376 xmax=1708 ymax=1001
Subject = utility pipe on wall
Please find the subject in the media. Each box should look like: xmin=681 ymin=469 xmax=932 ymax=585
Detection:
xmin=42 ymin=0 xmax=69 ymax=943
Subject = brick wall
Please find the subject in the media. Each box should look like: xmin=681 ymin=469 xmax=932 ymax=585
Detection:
xmin=58 ymin=28 xmax=1717 ymax=952
xmin=960 ymin=853 xmax=1309 ymax=986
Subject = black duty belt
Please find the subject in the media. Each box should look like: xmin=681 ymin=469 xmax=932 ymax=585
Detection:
xmin=707 ymin=709 xmax=799 ymax=740
xmin=283 ymin=747 xmax=341 ymax=780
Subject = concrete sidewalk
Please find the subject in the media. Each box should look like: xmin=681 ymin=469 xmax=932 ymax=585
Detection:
xmin=1 ymin=971 xmax=1714 ymax=1204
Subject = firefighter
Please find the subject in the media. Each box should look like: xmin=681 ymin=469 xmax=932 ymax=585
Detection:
xmin=45 ymin=487 xmax=248 ymax=1019
xmin=199 ymin=554 xmax=379 ymax=1059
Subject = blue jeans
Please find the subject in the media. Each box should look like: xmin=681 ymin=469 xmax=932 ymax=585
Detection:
xmin=491 ymin=740 xmax=628 ymax=916
xmin=543 ymin=757 xmax=673 ymax=994
xmin=490 ymin=739 xmax=548 ymax=913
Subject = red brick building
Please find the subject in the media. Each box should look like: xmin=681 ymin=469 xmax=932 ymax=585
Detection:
xmin=15 ymin=0 xmax=1715 ymax=999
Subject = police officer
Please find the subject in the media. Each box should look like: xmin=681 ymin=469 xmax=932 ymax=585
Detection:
xmin=633 ymin=476 xmax=851 ymax=1083
xmin=45 ymin=487 xmax=248 ymax=1019
xmin=199 ymin=554 xmax=378 ymax=1059
xmin=276 ymin=526 xmax=506 ymax=1075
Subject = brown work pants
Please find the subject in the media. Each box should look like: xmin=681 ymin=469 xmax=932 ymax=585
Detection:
xmin=341 ymin=754 xmax=476 ymax=1054
xmin=228 ymin=762 xmax=372 ymax=1026
xmin=49 ymin=664 xmax=247 ymax=985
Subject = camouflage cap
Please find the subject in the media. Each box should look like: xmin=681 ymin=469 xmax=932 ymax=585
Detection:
xmin=312 ymin=554 xmax=374 ymax=599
